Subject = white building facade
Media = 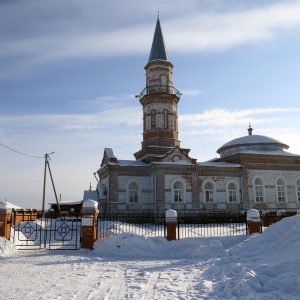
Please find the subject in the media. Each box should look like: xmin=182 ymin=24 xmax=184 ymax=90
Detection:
xmin=89 ymin=18 xmax=300 ymax=213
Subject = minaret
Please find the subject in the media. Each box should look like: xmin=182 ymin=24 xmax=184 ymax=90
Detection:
xmin=134 ymin=17 xmax=182 ymax=162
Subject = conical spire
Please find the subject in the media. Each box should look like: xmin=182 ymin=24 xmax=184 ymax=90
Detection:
xmin=148 ymin=16 xmax=169 ymax=62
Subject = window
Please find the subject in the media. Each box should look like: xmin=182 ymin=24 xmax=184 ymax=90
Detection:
xmin=147 ymin=77 xmax=150 ymax=94
xmin=173 ymin=181 xmax=183 ymax=202
xmin=204 ymin=182 xmax=214 ymax=202
xmin=129 ymin=182 xmax=138 ymax=203
xmin=276 ymin=178 xmax=285 ymax=202
xmin=254 ymin=177 xmax=263 ymax=202
xmin=151 ymin=109 xmax=156 ymax=129
xmin=163 ymin=109 xmax=168 ymax=129
xmin=161 ymin=75 xmax=167 ymax=92
xmin=228 ymin=182 xmax=237 ymax=202
xmin=297 ymin=179 xmax=300 ymax=202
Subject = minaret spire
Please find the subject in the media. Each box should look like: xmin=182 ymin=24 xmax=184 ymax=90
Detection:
xmin=148 ymin=16 xmax=169 ymax=62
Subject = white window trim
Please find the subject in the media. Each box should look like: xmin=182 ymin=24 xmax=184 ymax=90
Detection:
xmin=275 ymin=176 xmax=288 ymax=203
xmin=170 ymin=177 xmax=186 ymax=204
xmin=295 ymin=176 xmax=300 ymax=202
xmin=126 ymin=179 xmax=142 ymax=204
xmin=202 ymin=179 xmax=216 ymax=203
xmin=225 ymin=179 xmax=240 ymax=204
xmin=252 ymin=175 xmax=265 ymax=203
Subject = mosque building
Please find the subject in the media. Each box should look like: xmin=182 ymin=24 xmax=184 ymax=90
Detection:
xmin=85 ymin=17 xmax=300 ymax=213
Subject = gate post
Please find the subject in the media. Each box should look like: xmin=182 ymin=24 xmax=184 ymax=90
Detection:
xmin=246 ymin=209 xmax=261 ymax=235
xmin=165 ymin=209 xmax=177 ymax=241
xmin=81 ymin=200 xmax=99 ymax=250
xmin=0 ymin=208 xmax=12 ymax=240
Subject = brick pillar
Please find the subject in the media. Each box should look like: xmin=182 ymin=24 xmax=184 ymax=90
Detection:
xmin=0 ymin=209 xmax=12 ymax=240
xmin=81 ymin=200 xmax=99 ymax=250
xmin=247 ymin=209 xmax=261 ymax=235
xmin=165 ymin=209 xmax=177 ymax=241
xmin=81 ymin=213 xmax=98 ymax=250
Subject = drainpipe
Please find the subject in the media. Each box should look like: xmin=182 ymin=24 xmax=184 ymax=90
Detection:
xmin=151 ymin=163 xmax=157 ymax=213
xmin=240 ymin=166 xmax=244 ymax=211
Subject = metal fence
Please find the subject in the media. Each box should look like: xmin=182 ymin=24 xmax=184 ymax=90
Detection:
xmin=97 ymin=211 xmax=166 ymax=239
xmin=10 ymin=211 xmax=82 ymax=250
xmin=177 ymin=211 xmax=247 ymax=239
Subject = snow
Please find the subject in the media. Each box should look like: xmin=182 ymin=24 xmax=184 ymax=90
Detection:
xmin=1 ymin=215 xmax=300 ymax=299
xmin=0 ymin=200 xmax=22 ymax=209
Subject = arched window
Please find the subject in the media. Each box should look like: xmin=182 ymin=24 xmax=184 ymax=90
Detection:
xmin=143 ymin=112 xmax=146 ymax=132
xmin=254 ymin=177 xmax=263 ymax=202
xmin=296 ymin=178 xmax=300 ymax=202
xmin=147 ymin=77 xmax=150 ymax=94
xmin=128 ymin=182 xmax=138 ymax=203
xmin=163 ymin=109 xmax=168 ymax=129
xmin=228 ymin=182 xmax=237 ymax=202
xmin=204 ymin=182 xmax=214 ymax=202
xmin=151 ymin=109 xmax=156 ymax=129
xmin=161 ymin=75 xmax=167 ymax=92
xmin=276 ymin=178 xmax=286 ymax=202
xmin=173 ymin=181 xmax=183 ymax=202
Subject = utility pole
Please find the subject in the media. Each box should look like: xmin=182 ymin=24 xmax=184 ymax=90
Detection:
xmin=42 ymin=152 xmax=61 ymax=216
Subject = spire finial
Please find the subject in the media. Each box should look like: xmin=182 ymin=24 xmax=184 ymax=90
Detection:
xmin=247 ymin=123 xmax=253 ymax=136
xmin=157 ymin=10 xmax=159 ymax=19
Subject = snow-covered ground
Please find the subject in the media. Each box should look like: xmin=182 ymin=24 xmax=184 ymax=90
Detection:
xmin=1 ymin=215 xmax=300 ymax=299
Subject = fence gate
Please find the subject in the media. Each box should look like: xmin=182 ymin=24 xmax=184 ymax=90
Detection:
xmin=10 ymin=211 xmax=82 ymax=250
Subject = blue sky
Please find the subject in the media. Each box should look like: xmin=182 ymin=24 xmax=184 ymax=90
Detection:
xmin=1 ymin=0 xmax=300 ymax=208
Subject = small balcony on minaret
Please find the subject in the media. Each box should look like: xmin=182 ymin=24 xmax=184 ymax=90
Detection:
xmin=135 ymin=85 xmax=181 ymax=101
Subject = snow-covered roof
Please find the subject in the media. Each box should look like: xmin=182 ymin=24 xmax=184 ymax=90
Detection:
xmin=83 ymin=191 xmax=99 ymax=202
xmin=48 ymin=200 xmax=83 ymax=206
xmin=235 ymin=150 xmax=299 ymax=157
xmin=0 ymin=201 xmax=22 ymax=209
xmin=197 ymin=161 xmax=241 ymax=168
xmin=217 ymin=135 xmax=289 ymax=154
xmin=82 ymin=199 xmax=98 ymax=209
xmin=104 ymin=148 xmax=116 ymax=158
xmin=109 ymin=160 xmax=149 ymax=166
xmin=154 ymin=159 xmax=194 ymax=165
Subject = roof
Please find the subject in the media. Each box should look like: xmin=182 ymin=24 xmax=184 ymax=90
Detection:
xmin=217 ymin=135 xmax=289 ymax=154
xmin=197 ymin=161 xmax=241 ymax=168
xmin=148 ymin=17 xmax=169 ymax=62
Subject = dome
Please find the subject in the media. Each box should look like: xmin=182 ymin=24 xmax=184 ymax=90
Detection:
xmin=217 ymin=127 xmax=289 ymax=158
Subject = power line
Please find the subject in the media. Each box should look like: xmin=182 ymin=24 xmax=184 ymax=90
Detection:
xmin=0 ymin=142 xmax=44 ymax=159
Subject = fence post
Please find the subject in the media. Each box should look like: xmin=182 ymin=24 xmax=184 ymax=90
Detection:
xmin=0 ymin=208 xmax=12 ymax=240
xmin=81 ymin=200 xmax=99 ymax=250
xmin=165 ymin=209 xmax=177 ymax=241
xmin=246 ymin=209 xmax=261 ymax=235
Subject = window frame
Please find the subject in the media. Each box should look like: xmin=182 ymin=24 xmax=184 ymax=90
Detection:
xmin=252 ymin=176 xmax=265 ymax=203
xmin=126 ymin=180 xmax=142 ymax=204
xmin=170 ymin=178 xmax=186 ymax=204
xmin=275 ymin=176 xmax=287 ymax=203
xmin=225 ymin=179 xmax=240 ymax=204
xmin=202 ymin=179 xmax=216 ymax=203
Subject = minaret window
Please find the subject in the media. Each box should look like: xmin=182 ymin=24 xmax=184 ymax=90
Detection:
xmin=147 ymin=77 xmax=150 ymax=94
xmin=163 ymin=109 xmax=168 ymax=129
xmin=151 ymin=109 xmax=156 ymax=129
xmin=143 ymin=112 xmax=146 ymax=131
xmin=161 ymin=75 xmax=167 ymax=92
